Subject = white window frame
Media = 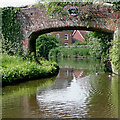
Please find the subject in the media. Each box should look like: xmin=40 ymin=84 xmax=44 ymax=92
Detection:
xmin=64 ymin=34 xmax=68 ymax=40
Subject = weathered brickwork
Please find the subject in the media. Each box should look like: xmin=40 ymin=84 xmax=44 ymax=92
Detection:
xmin=17 ymin=4 xmax=120 ymax=53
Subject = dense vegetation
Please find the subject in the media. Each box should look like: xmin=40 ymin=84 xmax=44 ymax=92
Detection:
xmin=73 ymin=41 xmax=87 ymax=45
xmin=1 ymin=35 xmax=58 ymax=86
xmin=110 ymin=40 xmax=120 ymax=72
xmin=49 ymin=47 xmax=89 ymax=58
xmin=1 ymin=33 xmax=59 ymax=85
xmin=36 ymin=34 xmax=59 ymax=59
xmin=84 ymin=31 xmax=113 ymax=59
xmin=1 ymin=53 xmax=58 ymax=85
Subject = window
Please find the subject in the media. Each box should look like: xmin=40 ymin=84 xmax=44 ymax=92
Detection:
xmin=56 ymin=34 xmax=60 ymax=39
xmin=64 ymin=34 xmax=68 ymax=40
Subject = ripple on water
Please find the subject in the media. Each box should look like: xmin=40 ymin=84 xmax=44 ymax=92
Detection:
xmin=36 ymin=75 xmax=93 ymax=118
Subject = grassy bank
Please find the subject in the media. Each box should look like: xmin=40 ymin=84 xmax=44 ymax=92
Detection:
xmin=1 ymin=54 xmax=59 ymax=86
xmin=49 ymin=47 xmax=90 ymax=58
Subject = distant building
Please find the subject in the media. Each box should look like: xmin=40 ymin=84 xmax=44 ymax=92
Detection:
xmin=72 ymin=30 xmax=88 ymax=43
xmin=51 ymin=30 xmax=88 ymax=45
xmin=52 ymin=30 xmax=73 ymax=45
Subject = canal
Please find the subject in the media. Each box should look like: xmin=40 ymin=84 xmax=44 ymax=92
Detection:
xmin=2 ymin=58 xmax=118 ymax=118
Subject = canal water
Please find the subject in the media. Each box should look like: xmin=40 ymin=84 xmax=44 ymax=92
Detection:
xmin=2 ymin=58 xmax=118 ymax=118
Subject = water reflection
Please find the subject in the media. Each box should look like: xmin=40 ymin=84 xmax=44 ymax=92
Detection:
xmin=36 ymin=64 xmax=118 ymax=118
xmin=2 ymin=58 xmax=118 ymax=118
xmin=2 ymin=77 xmax=56 ymax=118
xmin=37 ymin=70 xmax=90 ymax=118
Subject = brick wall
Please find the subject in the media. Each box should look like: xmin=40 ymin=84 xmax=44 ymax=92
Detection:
xmin=52 ymin=31 xmax=73 ymax=45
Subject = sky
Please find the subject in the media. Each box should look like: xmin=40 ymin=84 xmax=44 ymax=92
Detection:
xmin=0 ymin=0 xmax=38 ymax=7
xmin=0 ymin=0 xmax=118 ymax=8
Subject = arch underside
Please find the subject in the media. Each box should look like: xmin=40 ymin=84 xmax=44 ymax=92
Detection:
xmin=28 ymin=26 xmax=114 ymax=54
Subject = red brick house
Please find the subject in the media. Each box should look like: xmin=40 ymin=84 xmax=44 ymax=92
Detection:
xmin=51 ymin=30 xmax=87 ymax=45
xmin=52 ymin=30 xmax=73 ymax=45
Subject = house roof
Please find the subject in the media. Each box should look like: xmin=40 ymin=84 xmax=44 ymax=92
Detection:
xmin=79 ymin=30 xmax=88 ymax=38
xmin=72 ymin=30 xmax=87 ymax=42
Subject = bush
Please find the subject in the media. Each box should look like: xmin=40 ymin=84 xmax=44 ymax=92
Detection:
xmin=110 ymin=40 xmax=120 ymax=72
xmin=36 ymin=34 xmax=58 ymax=58
xmin=73 ymin=41 xmax=87 ymax=46
xmin=1 ymin=54 xmax=58 ymax=85
xmin=84 ymin=31 xmax=112 ymax=59
xmin=49 ymin=48 xmax=61 ymax=58
xmin=49 ymin=47 xmax=90 ymax=58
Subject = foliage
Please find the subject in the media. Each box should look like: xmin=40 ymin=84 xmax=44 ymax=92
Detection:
xmin=1 ymin=34 xmax=23 ymax=55
xmin=49 ymin=47 xmax=90 ymax=58
xmin=34 ymin=1 xmax=44 ymax=8
xmin=109 ymin=40 xmax=120 ymax=71
xmin=2 ymin=7 xmax=21 ymax=54
xmin=84 ymin=31 xmax=112 ymax=59
xmin=73 ymin=41 xmax=87 ymax=46
xmin=36 ymin=34 xmax=58 ymax=58
xmin=1 ymin=54 xmax=58 ymax=85
xmin=49 ymin=48 xmax=61 ymax=58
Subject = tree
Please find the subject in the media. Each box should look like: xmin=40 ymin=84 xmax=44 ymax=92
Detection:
xmin=84 ymin=31 xmax=112 ymax=59
xmin=36 ymin=34 xmax=58 ymax=58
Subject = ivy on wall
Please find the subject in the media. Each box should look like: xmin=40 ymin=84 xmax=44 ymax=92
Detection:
xmin=2 ymin=7 xmax=21 ymax=54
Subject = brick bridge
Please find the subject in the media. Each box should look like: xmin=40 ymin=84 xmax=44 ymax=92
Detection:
xmin=17 ymin=3 xmax=120 ymax=54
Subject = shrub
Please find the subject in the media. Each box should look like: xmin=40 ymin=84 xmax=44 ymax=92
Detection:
xmin=73 ymin=41 xmax=87 ymax=46
xmin=2 ymin=54 xmax=58 ymax=85
xmin=49 ymin=47 xmax=90 ymax=58
xmin=109 ymin=40 xmax=120 ymax=72
xmin=49 ymin=48 xmax=61 ymax=58
xmin=84 ymin=31 xmax=112 ymax=59
xmin=36 ymin=34 xmax=58 ymax=58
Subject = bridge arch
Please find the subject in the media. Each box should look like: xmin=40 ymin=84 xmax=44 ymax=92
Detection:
xmin=17 ymin=4 xmax=119 ymax=54
xmin=28 ymin=26 xmax=114 ymax=54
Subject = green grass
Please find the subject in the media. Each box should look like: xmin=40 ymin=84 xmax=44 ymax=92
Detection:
xmin=49 ymin=47 xmax=90 ymax=58
xmin=1 ymin=54 xmax=58 ymax=85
